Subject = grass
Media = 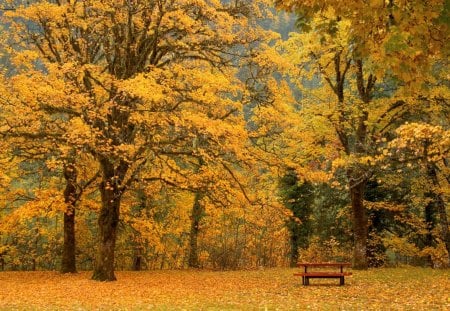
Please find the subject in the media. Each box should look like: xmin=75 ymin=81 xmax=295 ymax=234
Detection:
xmin=0 ymin=267 xmax=448 ymax=310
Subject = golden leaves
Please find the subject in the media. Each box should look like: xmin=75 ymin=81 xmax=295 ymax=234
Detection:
xmin=0 ymin=268 xmax=448 ymax=309
xmin=389 ymin=122 xmax=450 ymax=163
xmin=0 ymin=188 xmax=65 ymax=234
xmin=276 ymin=0 xmax=448 ymax=84
xmin=118 ymin=72 xmax=165 ymax=104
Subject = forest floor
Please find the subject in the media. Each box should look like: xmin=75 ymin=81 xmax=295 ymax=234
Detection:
xmin=0 ymin=267 xmax=448 ymax=310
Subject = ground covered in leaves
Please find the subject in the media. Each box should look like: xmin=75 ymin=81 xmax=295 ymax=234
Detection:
xmin=0 ymin=267 xmax=448 ymax=310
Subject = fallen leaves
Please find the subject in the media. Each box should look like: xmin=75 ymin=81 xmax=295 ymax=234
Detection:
xmin=0 ymin=267 xmax=448 ymax=310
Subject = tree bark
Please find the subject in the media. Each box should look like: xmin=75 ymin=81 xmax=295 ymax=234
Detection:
xmin=348 ymin=60 xmax=373 ymax=270
xmin=61 ymin=210 xmax=77 ymax=273
xmin=61 ymin=164 xmax=78 ymax=274
xmin=92 ymin=160 xmax=127 ymax=281
xmin=349 ymin=179 xmax=368 ymax=269
xmin=427 ymin=164 xmax=450 ymax=266
xmin=328 ymin=55 xmax=371 ymax=270
xmin=188 ymin=192 xmax=204 ymax=268
xmin=92 ymin=183 xmax=120 ymax=281
xmin=436 ymin=194 xmax=450 ymax=266
xmin=289 ymin=234 xmax=300 ymax=267
xmin=424 ymin=197 xmax=437 ymax=260
xmin=132 ymin=253 xmax=142 ymax=271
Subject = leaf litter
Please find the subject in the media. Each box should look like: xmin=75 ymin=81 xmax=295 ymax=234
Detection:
xmin=0 ymin=267 xmax=448 ymax=310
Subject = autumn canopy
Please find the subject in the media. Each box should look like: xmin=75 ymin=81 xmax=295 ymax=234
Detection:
xmin=0 ymin=0 xmax=448 ymax=281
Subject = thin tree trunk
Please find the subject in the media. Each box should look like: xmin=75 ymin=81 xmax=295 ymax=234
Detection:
xmin=427 ymin=164 xmax=450 ymax=266
xmin=61 ymin=211 xmax=77 ymax=273
xmin=132 ymin=242 xmax=143 ymax=271
xmin=436 ymin=195 xmax=450 ymax=266
xmin=132 ymin=254 xmax=142 ymax=271
xmin=424 ymin=199 xmax=436 ymax=265
xmin=349 ymin=179 xmax=368 ymax=269
xmin=289 ymin=234 xmax=299 ymax=268
xmin=61 ymin=164 xmax=78 ymax=273
xmin=188 ymin=192 xmax=204 ymax=268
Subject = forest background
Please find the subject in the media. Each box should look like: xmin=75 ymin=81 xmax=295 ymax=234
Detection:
xmin=0 ymin=0 xmax=448 ymax=282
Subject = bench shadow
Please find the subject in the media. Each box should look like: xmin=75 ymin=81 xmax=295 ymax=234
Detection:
xmin=296 ymin=281 xmax=351 ymax=287
xmin=302 ymin=283 xmax=350 ymax=287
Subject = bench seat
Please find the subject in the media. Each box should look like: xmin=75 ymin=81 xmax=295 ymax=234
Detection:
xmin=294 ymin=272 xmax=352 ymax=285
xmin=294 ymin=272 xmax=353 ymax=277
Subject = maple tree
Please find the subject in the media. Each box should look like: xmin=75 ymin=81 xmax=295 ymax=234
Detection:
xmin=60 ymin=158 xmax=99 ymax=273
xmin=0 ymin=64 xmax=99 ymax=273
xmin=275 ymin=0 xmax=449 ymax=79
xmin=385 ymin=122 xmax=450 ymax=263
xmin=276 ymin=15 xmax=380 ymax=269
xmin=279 ymin=169 xmax=314 ymax=267
xmin=275 ymin=0 xmax=449 ymax=269
xmin=188 ymin=191 xmax=204 ymax=268
xmin=0 ymin=0 xmax=280 ymax=280
xmin=0 ymin=0 xmax=448 ymax=275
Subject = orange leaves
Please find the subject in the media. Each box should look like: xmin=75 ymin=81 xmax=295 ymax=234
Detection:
xmin=384 ymin=122 xmax=450 ymax=168
xmin=0 ymin=268 xmax=448 ymax=309
xmin=276 ymin=0 xmax=448 ymax=85
xmin=118 ymin=73 xmax=165 ymax=104
xmin=1 ymin=188 xmax=65 ymax=227
xmin=391 ymin=123 xmax=449 ymax=154
xmin=65 ymin=117 xmax=93 ymax=146
xmin=364 ymin=200 xmax=406 ymax=212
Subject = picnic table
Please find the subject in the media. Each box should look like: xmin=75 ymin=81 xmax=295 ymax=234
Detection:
xmin=294 ymin=262 xmax=352 ymax=286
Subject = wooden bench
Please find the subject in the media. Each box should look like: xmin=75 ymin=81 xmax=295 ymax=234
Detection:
xmin=294 ymin=263 xmax=352 ymax=286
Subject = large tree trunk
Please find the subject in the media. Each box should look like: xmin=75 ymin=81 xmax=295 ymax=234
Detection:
xmin=92 ymin=182 xmax=120 ymax=281
xmin=92 ymin=161 xmax=126 ymax=281
xmin=61 ymin=164 xmax=78 ymax=274
xmin=188 ymin=192 xmax=204 ymax=268
xmin=349 ymin=179 xmax=368 ymax=269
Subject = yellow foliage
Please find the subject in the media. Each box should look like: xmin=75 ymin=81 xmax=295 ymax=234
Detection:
xmin=0 ymin=268 xmax=448 ymax=309
xmin=276 ymin=0 xmax=448 ymax=84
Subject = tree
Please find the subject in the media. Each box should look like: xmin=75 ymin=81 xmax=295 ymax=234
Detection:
xmin=275 ymin=0 xmax=449 ymax=269
xmin=275 ymin=0 xmax=449 ymax=81
xmin=278 ymin=16 xmax=379 ymax=269
xmin=188 ymin=189 xmax=204 ymax=268
xmin=387 ymin=123 xmax=450 ymax=265
xmin=0 ymin=65 xmax=100 ymax=273
xmin=2 ymin=0 xmax=276 ymax=280
xmin=279 ymin=168 xmax=314 ymax=267
xmin=60 ymin=162 xmax=80 ymax=273
xmin=61 ymin=158 xmax=99 ymax=273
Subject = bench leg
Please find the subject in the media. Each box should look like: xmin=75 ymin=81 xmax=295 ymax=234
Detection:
xmin=305 ymin=277 xmax=310 ymax=286
xmin=302 ymin=276 xmax=305 ymax=285
xmin=340 ymin=276 xmax=344 ymax=286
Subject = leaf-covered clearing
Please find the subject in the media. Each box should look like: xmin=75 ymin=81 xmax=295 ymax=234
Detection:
xmin=0 ymin=267 xmax=448 ymax=310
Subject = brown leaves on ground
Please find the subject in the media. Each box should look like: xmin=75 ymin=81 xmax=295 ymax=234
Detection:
xmin=0 ymin=267 xmax=448 ymax=310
